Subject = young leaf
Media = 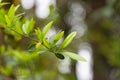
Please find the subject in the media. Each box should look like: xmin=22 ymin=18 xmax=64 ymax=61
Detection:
xmin=52 ymin=31 xmax=64 ymax=45
xmin=28 ymin=18 xmax=35 ymax=34
xmin=0 ymin=2 xmax=9 ymax=8
xmin=14 ymin=21 xmax=23 ymax=34
xmin=0 ymin=9 xmax=6 ymax=26
xmin=55 ymin=53 xmax=65 ymax=60
xmin=43 ymin=38 xmax=50 ymax=48
xmin=22 ymin=18 xmax=35 ymax=35
xmin=42 ymin=21 xmax=53 ymax=38
xmin=60 ymin=32 xmax=76 ymax=49
xmin=15 ymin=5 xmax=20 ymax=12
xmin=8 ymin=5 xmax=15 ymax=22
xmin=8 ymin=5 xmax=19 ymax=20
xmin=35 ymin=28 xmax=43 ymax=40
xmin=5 ymin=15 xmax=11 ymax=26
xmin=15 ymin=12 xmax=25 ymax=18
xmin=62 ymin=51 xmax=86 ymax=61
xmin=36 ymin=42 xmax=41 ymax=49
xmin=22 ymin=21 xmax=29 ymax=34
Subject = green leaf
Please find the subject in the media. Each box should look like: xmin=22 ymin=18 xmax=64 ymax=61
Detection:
xmin=28 ymin=18 xmax=35 ymax=34
xmin=14 ymin=21 xmax=23 ymax=34
xmin=5 ymin=15 xmax=11 ymax=26
xmin=43 ymin=21 xmax=53 ymax=38
xmin=8 ymin=5 xmax=15 ymax=22
xmin=52 ymin=31 xmax=64 ymax=45
xmin=15 ymin=12 xmax=25 ymax=18
xmin=0 ymin=9 xmax=6 ymax=26
xmin=35 ymin=28 xmax=43 ymax=40
xmin=28 ymin=43 xmax=36 ymax=52
xmin=55 ymin=53 xmax=65 ymax=60
xmin=37 ymin=48 xmax=48 ymax=54
xmin=36 ymin=42 xmax=41 ymax=49
xmin=43 ymin=38 xmax=50 ymax=48
xmin=8 ymin=5 xmax=19 ymax=21
xmin=5 ymin=5 xmax=20 ymax=27
xmin=15 ymin=5 xmax=20 ymax=12
xmin=0 ymin=2 xmax=9 ymax=7
xmin=22 ymin=21 xmax=29 ymax=34
xmin=22 ymin=18 xmax=35 ymax=35
xmin=60 ymin=32 xmax=76 ymax=48
xmin=62 ymin=51 xmax=86 ymax=61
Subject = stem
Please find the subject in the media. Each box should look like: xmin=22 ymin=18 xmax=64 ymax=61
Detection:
xmin=6 ymin=14 xmax=56 ymax=54
xmin=10 ymin=28 xmax=38 ymax=42
xmin=8 ymin=27 xmax=56 ymax=54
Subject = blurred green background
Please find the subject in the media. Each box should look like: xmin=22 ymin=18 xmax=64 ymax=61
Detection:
xmin=0 ymin=0 xmax=120 ymax=80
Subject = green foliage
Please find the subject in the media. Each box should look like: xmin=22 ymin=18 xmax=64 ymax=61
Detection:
xmin=33 ymin=21 xmax=85 ymax=61
xmin=0 ymin=1 xmax=86 ymax=79
xmin=42 ymin=21 xmax=53 ymax=38
xmin=62 ymin=52 xmax=86 ymax=61
xmin=0 ymin=9 xmax=6 ymax=26
xmin=35 ymin=28 xmax=43 ymax=40
xmin=0 ymin=1 xmax=85 ymax=61
xmin=52 ymin=31 xmax=64 ymax=45
xmin=22 ymin=18 xmax=35 ymax=35
xmin=60 ymin=32 xmax=76 ymax=49
xmin=0 ymin=66 xmax=12 ymax=76
xmin=0 ymin=0 xmax=9 ymax=8
xmin=5 ymin=5 xmax=20 ymax=27
xmin=5 ymin=15 xmax=11 ymax=26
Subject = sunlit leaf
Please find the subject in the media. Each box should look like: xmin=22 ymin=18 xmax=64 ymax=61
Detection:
xmin=28 ymin=18 xmax=35 ymax=34
xmin=22 ymin=19 xmax=35 ymax=35
xmin=15 ymin=12 xmax=25 ymax=18
xmin=8 ymin=5 xmax=15 ymax=21
xmin=8 ymin=5 xmax=20 ymax=20
xmin=0 ymin=9 xmax=6 ymax=26
xmin=22 ymin=21 xmax=29 ymax=34
xmin=43 ymin=21 xmax=53 ymax=38
xmin=0 ymin=2 xmax=9 ymax=7
xmin=52 ymin=31 xmax=64 ymax=45
xmin=43 ymin=38 xmax=50 ymax=48
xmin=36 ymin=42 xmax=41 ymax=49
xmin=60 ymin=32 xmax=76 ymax=48
xmin=5 ymin=15 xmax=11 ymax=26
xmin=62 ymin=51 xmax=86 ymax=61
xmin=35 ymin=28 xmax=43 ymax=40
xmin=14 ymin=21 xmax=23 ymax=34
xmin=15 ymin=5 xmax=20 ymax=12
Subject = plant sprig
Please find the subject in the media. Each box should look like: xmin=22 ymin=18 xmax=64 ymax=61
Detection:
xmin=3 ymin=4 xmax=86 ymax=61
